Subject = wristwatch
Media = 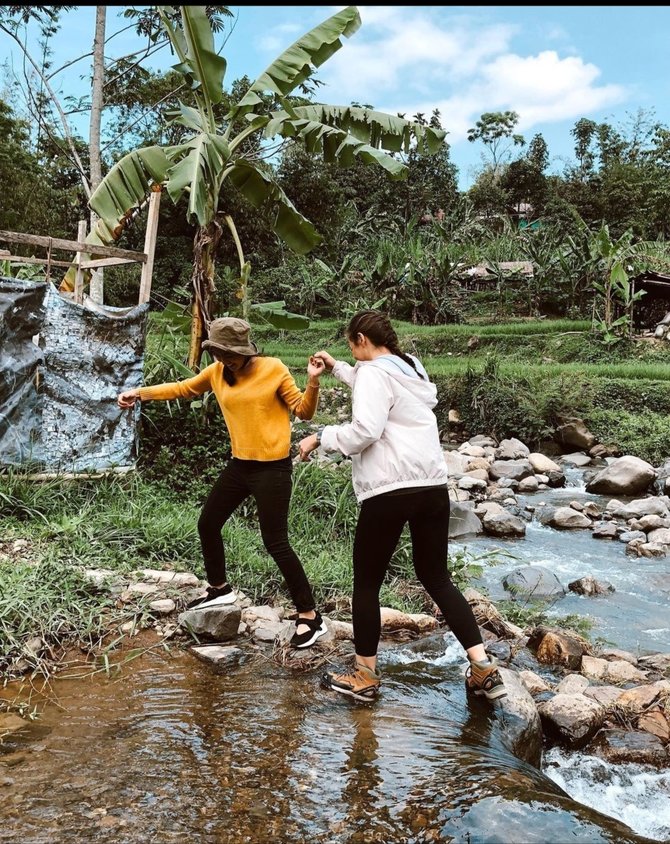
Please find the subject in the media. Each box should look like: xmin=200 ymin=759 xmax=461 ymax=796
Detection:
xmin=316 ymin=426 xmax=324 ymax=446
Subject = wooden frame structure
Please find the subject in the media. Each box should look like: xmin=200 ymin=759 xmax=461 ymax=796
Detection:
xmin=0 ymin=187 xmax=161 ymax=306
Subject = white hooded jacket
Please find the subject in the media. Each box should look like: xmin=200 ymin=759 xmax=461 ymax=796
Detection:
xmin=320 ymin=354 xmax=449 ymax=502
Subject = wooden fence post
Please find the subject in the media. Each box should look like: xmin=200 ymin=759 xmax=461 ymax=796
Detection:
xmin=73 ymin=220 xmax=87 ymax=304
xmin=139 ymin=186 xmax=161 ymax=305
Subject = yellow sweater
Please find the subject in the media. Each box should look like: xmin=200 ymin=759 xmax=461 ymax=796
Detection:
xmin=138 ymin=357 xmax=319 ymax=460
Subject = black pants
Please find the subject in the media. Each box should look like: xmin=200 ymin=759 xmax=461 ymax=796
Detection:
xmin=197 ymin=457 xmax=316 ymax=613
xmin=352 ymin=487 xmax=483 ymax=657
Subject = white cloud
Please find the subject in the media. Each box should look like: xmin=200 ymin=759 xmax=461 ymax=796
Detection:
xmin=316 ymin=7 xmax=628 ymax=145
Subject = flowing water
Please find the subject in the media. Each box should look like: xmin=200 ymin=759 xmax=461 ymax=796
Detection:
xmin=1 ymin=465 xmax=668 ymax=843
xmin=458 ymin=466 xmax=670 ymax=654
xmin=0 ymin=641 xmax=663 ymax=844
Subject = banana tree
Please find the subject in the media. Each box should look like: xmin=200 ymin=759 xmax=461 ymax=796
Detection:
xmin=61 ymin=5 xmax=446 ymax=367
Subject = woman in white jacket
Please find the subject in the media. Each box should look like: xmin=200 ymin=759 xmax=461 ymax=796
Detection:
xmin=298 ymin=310 xmax=505 ymax=703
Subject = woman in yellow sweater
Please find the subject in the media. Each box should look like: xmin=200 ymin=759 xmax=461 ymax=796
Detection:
xmin=117 ymin=317 xmax=327 ymax=649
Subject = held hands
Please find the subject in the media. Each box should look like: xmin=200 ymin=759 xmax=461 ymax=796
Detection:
xmin=307 ymin=355 xmax=326 ymax=383
xmin=312 ymin=350 xmax=336 ymax=371
xmin=298 ymin=433 xmax=319 ymax=462
xmin=117 ymin=389 xmax=140 ymax=409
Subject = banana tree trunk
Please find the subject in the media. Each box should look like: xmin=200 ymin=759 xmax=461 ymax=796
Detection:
xmin=187 ymin=220 xmax=223 ymax=369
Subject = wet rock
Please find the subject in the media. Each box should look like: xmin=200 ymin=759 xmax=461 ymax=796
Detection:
xmin=568 ymin=576 xmax=614 ymax=597
xmin=178 ymin=605 xmax=241 ymax=642
xmin=496 ymin=667 xmax=543 ymax=768
xmin=503 ymin=567 xmax=566 ymax=600
xmin=618 ymin=530 xmax=646 ymax=544
xmin=548 ymin=507 xmax=592 ymax=529
xmin=560 ymin=452 xmax=592 ymax=467
xmin=586 ymin=456 xmax=657 ymax=496
xmin=639 ymin=542 xmax=668 ymax=558
xmin=191 ymin=644 xmax=244 ymax=670
xmin=0 ymin=713 xmax=28 ymax=737
xmin=606 ymin=496 xmax=670 ymax=520
xmin=647 ymin=527 xmax=670 ymax=545
xmin=637 ymin=709 xmax=670 ymax=741
xmin=582 ymin=502 xmax=602 ymax=519
xmin=518 ymin=670 xmax=553 ymax=695
xmin=448 ymin=501 xmax=484 ymax=538
xmin=591 ymin=521 xmax=618 ymax=539
xmin=527 ymin=627 xmax=588 ymax=670
xmin=483 ymin=511 xmax=526 ymax=537
xmin=591 ymin=728 xmax=669 ymax=766
xmin=253 ymin=621 xmax=285 ymax=642
xmin=517 ymin=476 xmax=539 ymax=493
xmin=407 ymin=613 xmax=440 ymax=634
xmin=380 ymin=607 xmax=435 ymax=634
xmin=538 ymin=693 xmax=605 ymax=748
xmin=546 ymin=470 xmax=567 ymax=488
xmin=638 ymin=514 xmax=670 ymax=531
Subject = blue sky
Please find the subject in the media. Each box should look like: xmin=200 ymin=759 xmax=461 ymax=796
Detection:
xmin=3 ymin=5 xmax=670 ymax=189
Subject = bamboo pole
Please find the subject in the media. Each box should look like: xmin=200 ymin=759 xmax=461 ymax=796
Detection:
xmin=138 ymin=186 xmax=162 ymax=305
xmin=73 ymin=220 xmax=87 ymax=304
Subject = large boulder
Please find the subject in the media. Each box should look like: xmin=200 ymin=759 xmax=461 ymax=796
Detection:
xmin=482 ymin=511 xmax=527 ymax=537
xmin=528 ymin=453 xmax=562 ymax=474
xmin=502 ymin=567 xmax=566 ymax=600
xmin=538 ymin=693 xmax=605 ymax=748
xmin=586 ymin=456 xmax=657 ymax=495
xmin=495 ymin=438 xmax=530 ymax=460
xmin=555 ymin=419 xmax=597 ymax=451
xmin=547 ymin=507 xmax=592 ymax=529
xmin=489 ymin=459 xmax=534 ymax=482
xmin=496 ymin=668 xmax=543 ymax=768
xmin=448 ymin=501 xmax=484 ymax=538
xmin=178 ymin=605 xmax=241 ymax=642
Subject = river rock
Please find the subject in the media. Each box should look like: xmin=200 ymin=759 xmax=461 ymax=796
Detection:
xmin=444 ymin=450 xmax=468 ymax=475
xmin=647 ymin=527 xmax=670 ymax=545
xmin=482 ymin=512 xmax=527 ymax=537
xmin=599 ymin=648 xmax=638 ymax=665
xmin=489 ymin=459 xmax=534 ymax=482
xmin=0 ymin=714 xmax=28 ymax=738
xmin=242 ymin=606 xmax=284 ymax=625
xmin=618 ymin=530 xmax=646 ymax=544
xmin=568 ymin=576 xmax=614 ymax=596
xmin=517 ymin=476 xmax=539 ymax=493
xmin=560 ymin=452 xmax=593 ymax=467
xmin=606 ymin=496 xmax=670 ymax=520
xmin=503 ymin=567 xmax=566 ymax=600
xmin=556 ymin=419 xmax=597 ymax=451
xmin=638 ymin=514 xmax=670 ymax=531
xmin=448 ymin=501 xmax=484 ymax=537
xmin=528 ymin=453 xmax=562 ymax=474
xmin=496 ymin=668 xmax=543 ymax=768
xmin=519 ymin=670 xmax=553 ymax=695
xmin=591 ymin=521 xmax=618 ymax=539
xmin=527 ymin=627 xmax=588 ymax=670
xmin=469 ymin=435 xmax=498 ymax=448
xmin=583 ymin=685 xmax=625 ymax=706
xmin=591 ymin=728 xmax=669 ymax=766
xmin=538 ymin=693 xmax=605 ymax=748
xmin=191 ymin=644 xmax=244 ymax=670
xmin=617 ymin=680 xmax=670 ymax=710
xmin=178 ymin=605 xmax=241 ymax=642
xmin=548 ymin=507 xmax=592 ymax=529
xmin=586 ymin=456 xmax=657 ymax=496
xmin=495 ymin=438 xmax=530 ymax=460
xmin=637 ymin=710 xmax=670 ymax=741
xmin=555 ymin=674 xmax=590 ymax=695
xmin=463 ymin=588 xmax=524 ymax=639
xmin=149 ymin=598 xmax=176 ymax=615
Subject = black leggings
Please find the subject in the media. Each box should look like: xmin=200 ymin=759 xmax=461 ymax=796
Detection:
xmin=352 ymin=487 xmax=483 ymax=657
xmin=197 ymin=457 xmax=316 ymax=613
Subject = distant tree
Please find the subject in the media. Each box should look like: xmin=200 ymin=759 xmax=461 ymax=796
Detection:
xmin=467 ymin=110 xmax=525 ymax=176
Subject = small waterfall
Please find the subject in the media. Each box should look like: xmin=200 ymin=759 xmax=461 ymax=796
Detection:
xmin=543 ymin=748 xmax=670 ymax=842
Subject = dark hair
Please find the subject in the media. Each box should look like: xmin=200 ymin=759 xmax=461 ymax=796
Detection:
xmin=210 ymin=353 xmax=259 ymax=386
xmin=346 ymin=310 xmax=424 ymax=379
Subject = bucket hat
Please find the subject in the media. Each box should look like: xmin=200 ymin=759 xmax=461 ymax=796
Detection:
xmin=202 ymin=317 xmax=258 ymax=357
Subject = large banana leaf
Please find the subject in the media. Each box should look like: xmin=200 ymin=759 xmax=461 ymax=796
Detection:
xmin=60 ymin=146 xmax=170 ymax=292
xmin=228 ymin=6 xmax=361 ymax=122
xmin=172 ymin=5 xmax=227 ymax=108
xmin=265 ymin=105 xmax=446 ymax=158
xmin=165 ymin=133 xmax=231 ymax=225
xmin=263 ymin=117 xmax=410 ymax=178
xmin=227 ymin=161 xmax=321 ymax=254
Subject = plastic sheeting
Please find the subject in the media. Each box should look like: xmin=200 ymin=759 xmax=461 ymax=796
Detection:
xmin=0 ymin=278 xmax=47 ymax=466
xmin=0 ymin=278 xmax=149 ymax=472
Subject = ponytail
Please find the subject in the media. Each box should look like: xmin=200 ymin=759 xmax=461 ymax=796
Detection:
xmin=346 ymin=309 xmax=425 ymax=380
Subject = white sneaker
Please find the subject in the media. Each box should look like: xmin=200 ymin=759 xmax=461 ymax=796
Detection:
xmin=186 ymin=584 xmax=237 ymax=610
